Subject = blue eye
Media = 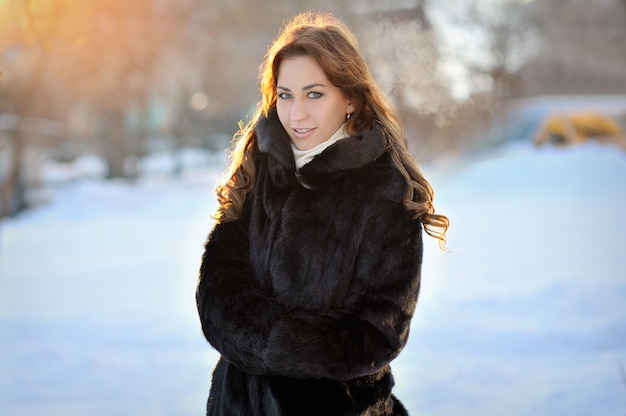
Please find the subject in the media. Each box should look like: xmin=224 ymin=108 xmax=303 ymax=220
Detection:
xmin=308 ymin=92 xmax=323 ymax=99
xmin=278 ymin=92 xmax=292 ymax=100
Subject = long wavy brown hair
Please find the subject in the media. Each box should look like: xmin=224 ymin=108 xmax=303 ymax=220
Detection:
xmin=214 ymin=12 xmax=449 ymax=248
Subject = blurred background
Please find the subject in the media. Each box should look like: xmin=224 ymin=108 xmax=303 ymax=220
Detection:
xmin=1 ymin=0 xmax=626 ymax=415
xmin=1 ymin=0 xmax=625 ymax=212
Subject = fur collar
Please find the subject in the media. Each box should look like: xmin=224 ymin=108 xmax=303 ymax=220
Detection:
xmin=255 ymin=108 xmax=385 ymax=189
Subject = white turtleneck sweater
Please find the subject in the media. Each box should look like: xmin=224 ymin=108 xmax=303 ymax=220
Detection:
xmin=291 ymin=124 xmax=349 ymax=170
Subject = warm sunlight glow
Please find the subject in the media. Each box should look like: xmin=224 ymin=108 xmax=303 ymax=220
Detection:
xmin=0 ymin=0 xmax=176 ymax=106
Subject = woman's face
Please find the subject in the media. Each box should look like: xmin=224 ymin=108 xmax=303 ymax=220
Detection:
xmin=276 ymin=55 xmax=354 ymax=151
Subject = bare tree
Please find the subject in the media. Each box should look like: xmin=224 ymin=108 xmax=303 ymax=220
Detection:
xmin=0 ymin=0 xmax=63 ymax=216
xmin=5 ymin=0 xmax=204 ymax=181
xmin=51 ymin=0 xmax=166 ymax=178
xmin=522 ymin=0 xmax=626 ymax=95
xmin=435 ymin=0 xmax=540 ymax=104
xmin=354 ymin=1 xmax=456 ymax=157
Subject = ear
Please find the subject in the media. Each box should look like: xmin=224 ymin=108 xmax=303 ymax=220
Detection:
xmin=346 ymin=102 xmax=355 ymax=115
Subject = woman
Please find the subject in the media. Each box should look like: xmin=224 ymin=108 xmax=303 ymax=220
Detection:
xmin=196 ymin=12 xmax=448 ymax=415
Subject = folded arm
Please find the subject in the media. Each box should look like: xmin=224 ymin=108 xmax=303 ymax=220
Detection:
xmin=197 ymin=200 xmax=423 ymax=381
xmin=196 ymin=218 xmax=284 ymax=375
xmin=262 ymin=203 xmax=424 ymax=381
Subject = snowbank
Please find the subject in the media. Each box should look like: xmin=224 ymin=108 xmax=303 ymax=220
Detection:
xmin=1 ymin=142 xmax=625 ymax=415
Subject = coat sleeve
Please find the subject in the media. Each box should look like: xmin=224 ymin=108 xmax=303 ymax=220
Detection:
xmin=262 ymin=201 xmax=424 ymax=381
xmin=196 ymin=213 xmax=284 ymax=375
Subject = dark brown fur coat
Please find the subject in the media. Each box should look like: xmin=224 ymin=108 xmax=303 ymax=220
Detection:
xmin=196 ymin=109 xmax=423 ymax=415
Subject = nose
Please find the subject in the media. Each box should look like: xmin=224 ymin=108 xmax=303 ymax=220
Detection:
xmin=290 ymin=98 xmax=308 ymax=122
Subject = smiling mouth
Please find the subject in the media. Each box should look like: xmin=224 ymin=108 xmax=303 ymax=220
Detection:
xmin=292 ymin=128 xmax=316 ymax=138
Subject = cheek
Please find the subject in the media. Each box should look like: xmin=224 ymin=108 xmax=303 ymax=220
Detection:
xmin=276 ymin=103 xmax=290 ymax=129
xmin=324 ymin=104 xmax=347 ymax=127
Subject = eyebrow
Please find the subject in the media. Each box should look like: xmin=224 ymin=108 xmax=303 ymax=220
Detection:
xmin=276 ymin=83 xmax=327 ymax=92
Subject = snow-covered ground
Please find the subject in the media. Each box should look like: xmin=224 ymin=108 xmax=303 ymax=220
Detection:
xmin=1 ymin=142 xmax=625 ymax=415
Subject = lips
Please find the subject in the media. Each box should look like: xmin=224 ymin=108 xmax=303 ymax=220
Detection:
xmin=292 ymin=127 xmax=316 ymax=139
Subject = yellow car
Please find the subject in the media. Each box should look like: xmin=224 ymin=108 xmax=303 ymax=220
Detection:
xmin=533 ymin=112 xmax=626 ymax=149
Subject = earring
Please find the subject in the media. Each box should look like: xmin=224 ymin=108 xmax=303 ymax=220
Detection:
xmin=346 ymin=113 xmax=352 ymax=120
